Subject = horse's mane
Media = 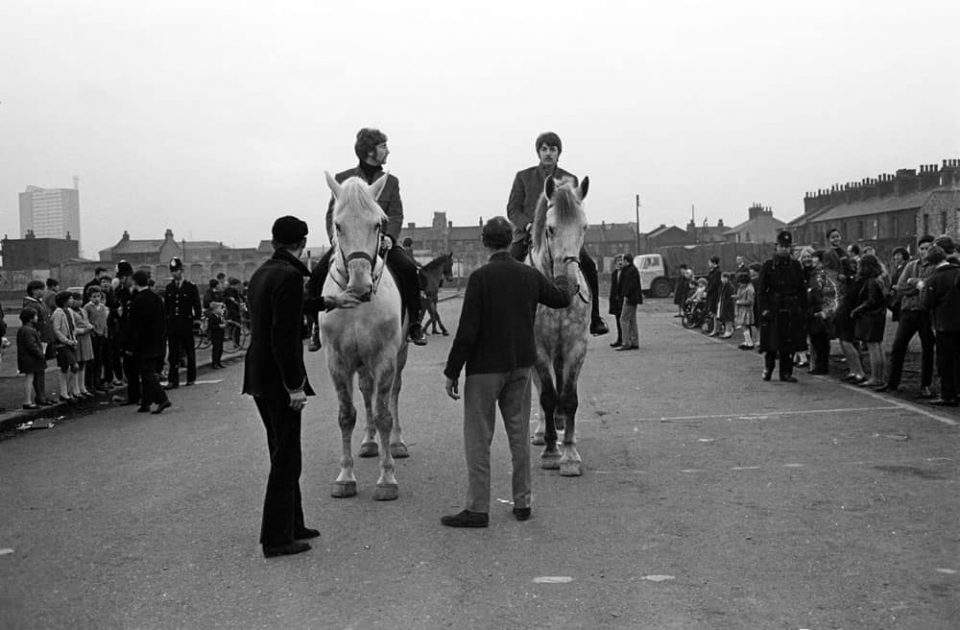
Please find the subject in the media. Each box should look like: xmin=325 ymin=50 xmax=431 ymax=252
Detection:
xmin=531 ymin=181 xmax=583 ymax=252
xmin=422 ymin=253 xmax=451 ymax=272
xmin=335 ymin=177 xmax=388 ymax=223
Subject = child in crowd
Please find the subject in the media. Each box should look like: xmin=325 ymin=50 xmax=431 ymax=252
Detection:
xmin=209 ymin=301 xmax=226 ymax=369
xmin=714 ymin=271 xmax=736 ymax=338
xmin=84 ymin=285 xmax=110 ymax=393
xmin=688 ymin=277 xmax=707 ymax=305
xmin=734 ymin=272 xmax=756 ymax=349
xmin=51 ymin=290 xmax=80 ymax=402
xmin=71 ymin=291 xmax=95 ymax=398
xmin=17 ymin=307 xmax=46 ymax=409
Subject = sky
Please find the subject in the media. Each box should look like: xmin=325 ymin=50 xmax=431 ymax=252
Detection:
xmin=1 ymin=0 xmax=958 ymax=258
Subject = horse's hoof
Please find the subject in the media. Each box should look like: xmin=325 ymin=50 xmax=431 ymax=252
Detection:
xmin=541 ymin=452 xmax=560 ymax=470
xmin=390 ymin=443 xmax=409 ymax=459
xmin=531 ymin=432 xmax=545 ymax=446
xmin=358 ymin=442 xmax=379 ymax=458
xmin=559 ymin=461 xmax=583 ymax=477
xmin=331 ymin=480 xmax=357 ymax=498
xmin=373 ymin=483 xmax=399 ymax=501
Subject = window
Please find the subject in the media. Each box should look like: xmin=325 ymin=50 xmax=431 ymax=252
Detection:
xmin=942 ymin=211 xmax=948 ymax=234
xmin=923 ymin=214 xmax=930 ymax=236
xmin=856 ymin=220 xmax=864 ymax=240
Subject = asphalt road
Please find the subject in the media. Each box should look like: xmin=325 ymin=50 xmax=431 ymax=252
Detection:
xmin=1 ymin=298 xmax=957 ymax=629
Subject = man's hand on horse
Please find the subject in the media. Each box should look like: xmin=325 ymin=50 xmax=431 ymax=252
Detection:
xmin=445 ymin=377 xmax=460 ymax=400
xmin=288 ymin=389 xmax=308 ymax=412
xmin=325 ymin=291 xmax=362 ymax=310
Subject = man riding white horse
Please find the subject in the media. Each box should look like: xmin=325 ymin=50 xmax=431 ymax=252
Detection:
xmin=507 ymin=131 xmax=608 ymax=336
xmin=308 ymin=128 xmax=427 ymax=348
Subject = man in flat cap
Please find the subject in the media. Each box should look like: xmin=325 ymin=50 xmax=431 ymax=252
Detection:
xmin=507 ymin=131 xmax=608 ymax=337
xmin=307 ymin=128 xmax=427 ymax=350
xmin=164 ymin=257 xmax=202 ymax=389
xmin=111 ymin=260 xmax=144 ymax=406
xmin=757 ymin=230 xmax=807 ymax=382
xmin=441 ymin=216 xmax=575 ymax=529
xmin=243 ymin=215 xmax=359 ymax=558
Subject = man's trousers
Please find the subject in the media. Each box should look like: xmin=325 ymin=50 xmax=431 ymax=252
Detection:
xmin=887 ymin=310 xmax=934 ymax=389
xmin=167 ymin=325 xmax=197 ymax=386
xmin=463 ymin=368 xmax=533 ymax=514
xmin=254 ymin=396 xmax=306 ymax=546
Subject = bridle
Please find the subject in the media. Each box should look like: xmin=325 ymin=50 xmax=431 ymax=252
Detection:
xmin=329 ymin=223 xmax=386 ymax=294
xmin=532 ymin=204 xmax=589 ymax=304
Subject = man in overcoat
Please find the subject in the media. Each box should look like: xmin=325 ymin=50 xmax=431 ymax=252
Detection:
xmin=128 ymin=270 xmax=170 ymax=413
xmin=243 ymin=215 xmax=358 ymax=557
xmin=609 ymin=255 xmax=624 ymax=347
xmin=506 ymin=131 xmax=608 ymax=337
xmin=757 ymin=231 xmax=808 ymax=382
xmin=617 ymin=253 xmax=642 ymax=350
xmin=164 ymin=257 xmax=202 ymax=389
xmin=308 ymin=127 xmax=426 ymax=348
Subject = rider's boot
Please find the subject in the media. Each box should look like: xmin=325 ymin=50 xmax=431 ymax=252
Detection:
xmin=306 ymin=251 xmax=332 ymax=351
xmin=581 ymin=251 xmax=609 ymax=335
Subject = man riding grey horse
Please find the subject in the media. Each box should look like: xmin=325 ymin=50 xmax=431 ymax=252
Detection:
xmin=506 ymin=132 xmax=608 ymax=336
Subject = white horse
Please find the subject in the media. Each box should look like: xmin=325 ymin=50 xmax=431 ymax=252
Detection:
xmin=320 ymin=172 xmax=409 ymax=501
xmin=528 ymin=176 xmax=591 ymax=476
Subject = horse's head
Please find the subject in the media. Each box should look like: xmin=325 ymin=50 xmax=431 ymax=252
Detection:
xmin=325 ymin=171 xmax=388 ymax=301
xmin=531 ymin=176 xmax=590 ymax=281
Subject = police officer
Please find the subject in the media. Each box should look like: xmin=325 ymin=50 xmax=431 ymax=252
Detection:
xmin=757 ymin=231 xmax=808 ymax=382
xmin=164 ymin=257 xmax=202 ymax=389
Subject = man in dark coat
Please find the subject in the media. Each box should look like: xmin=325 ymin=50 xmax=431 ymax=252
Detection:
xmin=757 ymin=231 xmax=808 ymax=382
xmin=704 ymin=256 xmax=722 ymax=335
xmin=921 ymin=243 xmax=960 ymax=406
xmin=609 ymin=255 xmax=624 ymax=347
xmin=243 ymin=215 xmax=358 ymax=558
xmin=617 ymin=253 xmax=642 ymax=350
xmin=23 ymin=280 xmax=54 ymax=404
xmin=506 ymin=131 xmax=608 ymax=337
xmin=128 ymin=270 xmax=170 ymax=414
xmin=111 ymin=261 xmax=143 ymax=406
xmin=308 ymin=127 xmax=426 ymax=348
xmin=164 ymin=257 xmax=202 ymax=389
xmin=441 ymin=216 xmax=573 ymax=528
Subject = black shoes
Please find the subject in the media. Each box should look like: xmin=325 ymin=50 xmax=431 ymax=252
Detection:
xmin=164 ymin=383 xmax=179 ymax=390
xmin=929 ymin=398 xmax=959 ymax=407
xmin=780 ymin=375 xmax=798 ymax=383
xmin=294 ymin=527 xmax=321 ymax=540
xmin=610 ymin=340 xmax=622 ymax=348
xmin=513 ymin=507 xmax=531 ymax=522
xmin=440 ymin=510 xmax=489 ymax=528
xmin=409 ymin=324 xmax=428 ymax=346
xmin=152 ymin=400 xmax=172 ymax=414
xmin=136 ymin=406 xmax=151 ymax=413
xmin=262 ymin=541 xmax=311 ymax=558
xmin=590 ymin=319 xmax=609 ymax=336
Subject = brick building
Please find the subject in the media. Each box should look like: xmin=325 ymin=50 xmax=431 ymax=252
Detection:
xmin=724 ymin=204 xmax=787 ymax=243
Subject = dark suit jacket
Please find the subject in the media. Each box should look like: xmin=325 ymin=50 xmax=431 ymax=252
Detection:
xmin=129 ymin=288 xmax=167 ymax=359
xmin=164 ymin=279 xmax=202 ymax=333
xmin=506 ymin=165 xmax=577 ymax=234
xmin=922 ymin=262 xmax=960 ymax=332
xmin=609 ymin=268 xmax=622 ymax=315
xmin=325 ymin=166 xmax=403 ymax=243
xmin=242 ymin=249 xmax=315 ymax=400
xmin=444 ymin=252 xmax=572 ymax=379
xmin=618 ymin=263 xmax=642 ymax=305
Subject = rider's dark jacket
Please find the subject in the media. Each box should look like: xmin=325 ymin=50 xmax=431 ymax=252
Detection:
xmin=325 ymin=165 xmax=403 ymax=244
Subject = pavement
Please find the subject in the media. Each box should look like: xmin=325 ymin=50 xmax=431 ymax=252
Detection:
xmin=1 ymin=297 xmax=957 ymax=629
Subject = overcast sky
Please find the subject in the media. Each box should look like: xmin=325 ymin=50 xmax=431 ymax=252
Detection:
xmin=1 ymin=0 xmax=958 ymax=257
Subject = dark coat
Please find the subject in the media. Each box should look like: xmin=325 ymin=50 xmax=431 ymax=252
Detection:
xmin=242 ymin=249 xmax=315 ymax=400
xmin=922 ymin=262 xmax=960 ymax=332
xmin=128 ymin=288 xmax=167 ymax=359
xmin=716 ymin=281 xmax=736 ymax=321
xmin=757 ymin=255 xmax=808 ymax=353
xmin=164 ymin=279 xmax=202 ymax=333
xmin=617 ymin=262 xmax=642 ymax=306
xmin=17 ymin=323 xmax=46 ymax=373
xmin=444 ymin=252 xmax=572 ymax=379
xmin=506 ymin=165 xmax=578 ymax=237
xmin=22 ymin=295 xmax=55 ymax=346
xmin=673 ymin=275 xmax=691 ymax=306
xmin=325 ymin=166 xmax=404 ymax=243
xmin=609 ymin=268 xmax=622 ymax=316
xmin=705 ymin=266 xmax=721 ymax=313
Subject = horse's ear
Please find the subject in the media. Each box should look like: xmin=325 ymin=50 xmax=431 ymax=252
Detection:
xmin=325 ymin=171 xmax=341 ymax=199
xmin=544 ymin=177 xmax=556 ymax=199
xmin=370 ymin=172 xmax=389 ymax=200
xmin=579 ymin=176 xmax=590 ymax=200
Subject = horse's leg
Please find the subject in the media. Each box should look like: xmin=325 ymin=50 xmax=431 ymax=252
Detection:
xmin=556 ymin=351 xmax=586 ymax=477
xmin=389 ymin=342 xmax=409 ymax=459
xmin=434 ymin=297 xmax=448 ymax=335
xmin=357 ymin=368 xmax=379 ymax=458
xmin=372 ymin=359 xmax=399 ymax=501
xmin=532 ymin=361 xmax=560 ymax=469
xmin=330 ymin=369 xmax=359 ymax=497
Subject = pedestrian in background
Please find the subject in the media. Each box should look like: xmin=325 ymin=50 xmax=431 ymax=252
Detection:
xmin=128 ymin=270 xmax=170 ymax=414
xmin=51 ymin=290 xmax=80 ymax=402
xmin=850 ymin=254 xmax=888 ymax=389
xmin=705 ymin=256 xmax=722 ymax=336
xmin=673 ymin=263 xmax=691 ymax=318
xmin=888 ymin=247 xmax=909 ymax=323
xmin=70 ymin=291 xmax=95 ymax=399
xmin=43 ymin=278 xmax=59 ymax=314
xmin=609 ymin=254 xmax=624 ymax=347
xmin=716 ymin=271 xmax=736 ymax=338
xmin=17 ymin=307 xmax=45 ymax=410
xmin=442 ymin=216 xmax=574 ymax=528
xmin=112 ymin=261 xmax=142 ymax=406
xmin=209 ymin=301 xmax=226 ymax=369
xmin=164 ymin=257 xmax=202 ymax=389
xmin=757 ymin=231 xmax=807 ymax=382
xmin=84 ymin=285 xmax=109 ymax=393
xmin=806 ymin=250 xmax=837 ymax=375
xmin=921 ymin=243 xmax=960 ymax=406
xmin=617 ymin=252 xmax=641 ymax=351
xmin=734 ymin=271 xmax=756 ymax=349
xmin=23 ymin=280 xmax=54 ymax=405
xmin=882 ymin=235 xmax=935 ymax=395
xmin=835 ymin=257 xmax=866 ymax=384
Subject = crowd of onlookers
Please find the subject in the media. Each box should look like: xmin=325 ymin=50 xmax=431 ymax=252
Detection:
xmin=671 ymin=229 xmax=960 ymax=406
xmin=0 ymin=259 xmax=250 ymax=414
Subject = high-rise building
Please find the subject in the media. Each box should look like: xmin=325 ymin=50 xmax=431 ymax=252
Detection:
xmin=19 ymin=183 xmax=81 ymax=246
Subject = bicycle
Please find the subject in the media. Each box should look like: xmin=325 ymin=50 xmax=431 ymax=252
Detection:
xmin=194 ymin=315 xmax=211 ymax=350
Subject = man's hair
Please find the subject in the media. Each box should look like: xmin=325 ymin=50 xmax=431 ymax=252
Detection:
xmin=86 ymin=285 xmax=102 ymax=299
xmin=46 ymin=278 xmax=59 ymax=289
xmin=209 ymin=279 xmax=219 ymax=288
xmin=926 ymin=245 xmax=946 ymax=265
xmin=132 ymin=270 xmax=150 ymax=287
xmin=623 ymin=252 xmax=634 ymax=263
xmin=892 ymin=247 xmax=909 ymax=260
xmin=19 ymin=306 xmax=38 ymax=324
xmin=735 ymin=271 xmax=750 ymax=284
xmin=216 ymin=272 xmax=226 ymax=280
xmin=26 ymin=280 xmax=45 ymax=294
xmin=535 ymin=131 xmax=562 ymax=154
xmin=94 ymin=266 xmax=106 ymax=274
xmin=933 ymin=235 xmax=956 ymax=255
xmin=826 ymin=228 xmax=841 ymax=239
xmin=54 ymin=290 xmax=72 ymax=308
xmin=848 ymin=243 xmax=861 ymax=256
xmin=709 ymin=255 xmax=720 ymax=264
xmin=858 ymin=254 xmax=883 ymax=278
xmin=918 ymin=234 xmax=935 ymax=246
xmin=481 ymin=216 xmax=513 ymax=249
xmin=354 ymin=128 xmax=387 ymax=161
xmin=679 ymin=263 xmax=688 ymax=269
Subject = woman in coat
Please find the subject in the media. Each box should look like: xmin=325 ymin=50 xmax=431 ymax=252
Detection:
xmin=851 ymin=254 xmax=888 ymax=388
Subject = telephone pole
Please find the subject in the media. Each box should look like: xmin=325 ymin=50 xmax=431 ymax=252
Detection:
xmin=635 ymin=194 xmax=641 ymax=253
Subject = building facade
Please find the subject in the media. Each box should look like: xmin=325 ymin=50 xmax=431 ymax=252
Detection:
xmin=724 ymin=203 xmax=786 ymax=243
xmin=19 ymin=184 xmax=81 ymax=246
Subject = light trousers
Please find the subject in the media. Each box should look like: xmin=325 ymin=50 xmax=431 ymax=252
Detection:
xmin=463 ymin=368 xmax=533 ymax=513
xmin=620 ymin=301 xmax=639 ymax=347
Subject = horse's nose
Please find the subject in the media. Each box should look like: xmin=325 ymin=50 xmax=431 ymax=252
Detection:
xmin=357 ymin=291 xmax=372 ymax=303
